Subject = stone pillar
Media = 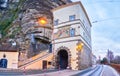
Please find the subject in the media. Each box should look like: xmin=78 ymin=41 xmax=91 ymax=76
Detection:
xmin=76 ymin=51 xmax=81 ymax=70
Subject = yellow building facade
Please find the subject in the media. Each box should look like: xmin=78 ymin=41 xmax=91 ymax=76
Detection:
xmin=0 ymin=44 xmax=19 ymax=69
xmin=18 ymin=51 xmax=53 ymax=70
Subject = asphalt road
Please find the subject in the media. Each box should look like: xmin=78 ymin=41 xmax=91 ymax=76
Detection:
xmin=74 ymin=64 xmax=119 ymax=76
xmin=0 ymin=65 xmax=119 ymax=76
xmin=0 ymin=69 xmax=59 ymax=76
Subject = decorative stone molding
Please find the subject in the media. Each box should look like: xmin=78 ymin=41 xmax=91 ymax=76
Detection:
xmin=54 ymin=46 xmax=71 ymax=69
xmin=76 ymin=41 xmax=83 ymax=70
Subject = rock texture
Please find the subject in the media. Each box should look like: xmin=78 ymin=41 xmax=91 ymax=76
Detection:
xmin=0 ymin=0 xmax=72 ymax=61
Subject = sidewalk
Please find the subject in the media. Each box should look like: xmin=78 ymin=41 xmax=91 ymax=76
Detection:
xmin=27 ymin=69 xmax=81 ymax=76
xmin=0 ymin=65 xmax=97 ymax=76
xmin=27 ymin=65 xmax=97 ymax=76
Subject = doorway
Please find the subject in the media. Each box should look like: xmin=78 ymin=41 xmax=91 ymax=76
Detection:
xmin=57 ymin=50 xmax=68 ymax=69
xmin=42 ymin=60 xmax=47 ymax=69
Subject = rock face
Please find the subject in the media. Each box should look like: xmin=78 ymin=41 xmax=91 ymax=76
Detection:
xmin=0 ymin=0 xmax=71 ymax=61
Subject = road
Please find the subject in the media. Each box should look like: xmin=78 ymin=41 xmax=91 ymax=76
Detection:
xmin=74 ymin=65 xmax=119 ymax=76
xmin=74 ymin=65 xmax=103 ymax=76
xmin=101 ymin=65 xmax=119 ymax=76
xmin=0 ymin=65 xmax=119 ymax=76
xmin=0 ymin=68 xmax=59 ymax=76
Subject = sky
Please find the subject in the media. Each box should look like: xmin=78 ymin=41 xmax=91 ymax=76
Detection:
xmin=72 ymin=0 xmax=120 ymax=59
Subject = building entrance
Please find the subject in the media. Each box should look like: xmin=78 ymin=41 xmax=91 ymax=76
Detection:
xmin=57 ymin=50 xmax=68 ymax=69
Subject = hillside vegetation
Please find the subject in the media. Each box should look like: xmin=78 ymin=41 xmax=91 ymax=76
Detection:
xmin=0 ymin=0 xmax=26 ymax=37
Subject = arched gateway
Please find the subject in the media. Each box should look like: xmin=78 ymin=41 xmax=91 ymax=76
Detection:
xmin=57 ymin=50 xmax=68 ymax=69
xmin=52 ymin=2 xmax=92 ymax=70
xmin=54 ymin=46 xmax=71 ymax=69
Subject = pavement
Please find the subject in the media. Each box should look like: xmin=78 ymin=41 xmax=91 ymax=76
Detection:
xmin=26 ymin=65 xmax=120 ymax=76
xmin=0 ymin=68 xmax=81 ymax=76
xmin=26 ymin=69 xmax=81 ymax=76
xmin=0 ymin=65 xmax=97 ymax=76
xmin=1 ymin=64 xmax=119 ymax=76
xmin=26 ymin=65 xmax=97 ymax=76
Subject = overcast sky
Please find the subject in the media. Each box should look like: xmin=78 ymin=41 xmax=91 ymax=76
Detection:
xmin=72 ymin=0 xmax=120 ymax=59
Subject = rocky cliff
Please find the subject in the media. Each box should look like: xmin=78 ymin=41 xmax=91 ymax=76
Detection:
xmin=0 ymin=0 xmax=72 ymax=60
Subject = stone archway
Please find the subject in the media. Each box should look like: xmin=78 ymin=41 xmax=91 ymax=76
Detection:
xmin=57 ymin=50 xmax=68 ymax=69
xmin=54 ymin=46 xmax=71 ymax=69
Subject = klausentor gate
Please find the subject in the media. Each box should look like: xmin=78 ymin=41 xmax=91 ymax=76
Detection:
xmin=52 ymin=2 xmax=92 ymax=70
xmin=54 ymin=46 xmax=71 ymax=69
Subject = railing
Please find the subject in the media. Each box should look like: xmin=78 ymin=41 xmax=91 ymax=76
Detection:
xmin=18 ymin=50 xmax=52 ymax=68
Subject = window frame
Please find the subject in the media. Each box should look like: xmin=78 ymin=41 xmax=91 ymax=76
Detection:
xmin=69 ymin=15 xmax=76 ymax=21
xmin=70 ymin=28 xmax=75 ymax=37
xmin=54 ymin=19 xmax=59 ymax=26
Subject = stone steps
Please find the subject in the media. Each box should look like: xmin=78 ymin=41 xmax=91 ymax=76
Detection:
xmin=18 ymin=51 xmax=53 ymax=69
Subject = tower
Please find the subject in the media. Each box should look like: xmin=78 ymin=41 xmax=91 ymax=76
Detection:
xmin=52 ymin=2 xmax=92 ymax=70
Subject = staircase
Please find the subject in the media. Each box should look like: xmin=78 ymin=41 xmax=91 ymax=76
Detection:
xmin=18 ymin=50 xmax=53 ymax=70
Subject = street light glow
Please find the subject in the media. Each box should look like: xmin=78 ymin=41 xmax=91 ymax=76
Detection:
xmin=76 ymin=42 xmax=84 ymax=51
xmin=38 ymin=17 xmax=47 ymax=25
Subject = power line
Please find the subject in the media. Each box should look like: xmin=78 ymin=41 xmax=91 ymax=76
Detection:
xmin=93 ymin=1 xmax=120 ymax=3
xmin=92 ymin=17 xmax=120 ymax=23
xmin=82 ymin=0 xmax=120 ymax=5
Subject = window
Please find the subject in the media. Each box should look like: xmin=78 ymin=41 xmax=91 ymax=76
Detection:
xmin=48 ymin=62 xmax=52 ymax=65
xmin=70 ymin=28 xmax=75 ymax=37
xmin=69 ymin=15 xmax=75 ymax=21
xmin=54 ymin=19 xmax=59 ymax=26
xmin=49 ymin=43 xmax=52 ymax=53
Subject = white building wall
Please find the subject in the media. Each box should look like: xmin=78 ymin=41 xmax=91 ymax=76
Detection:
xmin=52 ymin=2 xmax=92 ymax=70
xmin=53 ymin=4 xmax=80 ymax=23
xmin=53 ymin=3 xmax=91 ymax=48
xmin=78 ymin=5 xmax=91 ymax=35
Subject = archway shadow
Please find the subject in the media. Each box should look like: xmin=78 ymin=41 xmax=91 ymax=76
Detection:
xmin=57 ymin=50 xmax=68 ymax=69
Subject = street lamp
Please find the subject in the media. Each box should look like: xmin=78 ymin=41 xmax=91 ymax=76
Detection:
xmin=35 ymin=17 xmax=52 ymax=29
xmin=33 ymin=16 xmax=53 ymax=43
xmin=38 ymin=17 xmax=47 ymax=25
xmin=76 ymin=42 xmax=84 ymax=51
